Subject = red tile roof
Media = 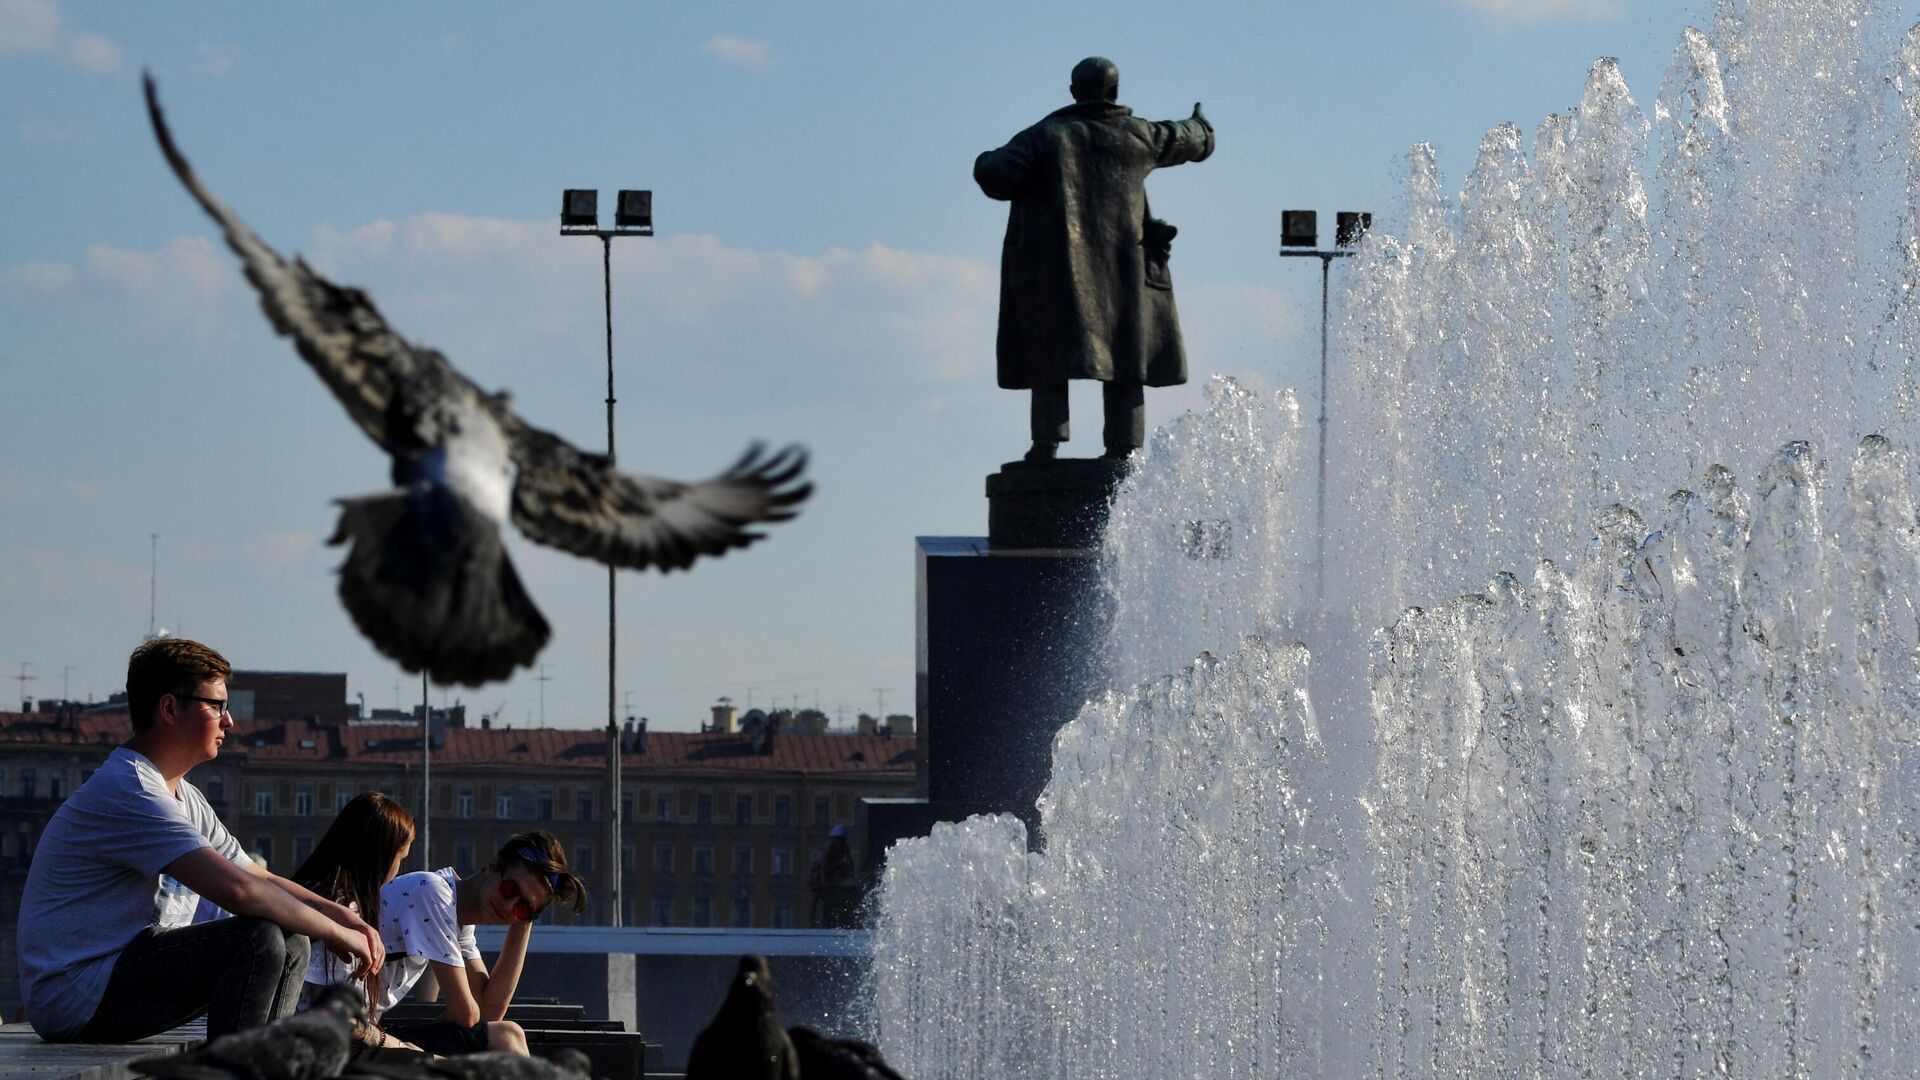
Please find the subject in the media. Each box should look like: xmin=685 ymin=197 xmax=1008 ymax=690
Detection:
xmin=0 ymin=712 xmax=915 ymax=777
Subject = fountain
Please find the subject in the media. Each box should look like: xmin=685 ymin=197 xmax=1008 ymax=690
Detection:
xmin=871 ymin=2 xmax=1920 ymax=1076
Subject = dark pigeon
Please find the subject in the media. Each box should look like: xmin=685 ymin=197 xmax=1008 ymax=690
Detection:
xmin=686 ymin=955 xmax=799 ymax=1080
xmin=143 ymin=75 xmax=811 ymax=687
xmin=339 ymin=1046 xmax=594 ymax=1080
xmin=131 ymin=982 xmax=367 ymax=1080
xmin=788 ymin=1026 xmax=908 ymax=1080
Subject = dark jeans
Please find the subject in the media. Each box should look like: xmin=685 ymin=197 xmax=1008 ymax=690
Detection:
xmin=383 ymin=1018 xmax=491 ymax=1056
xmin=76 ymin=917 xmax=309 ymax=1042
xmin=1030 ymin=381 xmax=1147 ymax=452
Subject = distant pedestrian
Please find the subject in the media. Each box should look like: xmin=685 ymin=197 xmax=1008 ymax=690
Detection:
xmin=808 ymin=826 xmax=861 ymax=929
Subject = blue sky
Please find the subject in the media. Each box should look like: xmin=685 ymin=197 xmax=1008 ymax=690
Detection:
xmin=0 ymin=0 xmax=1715 ymax=728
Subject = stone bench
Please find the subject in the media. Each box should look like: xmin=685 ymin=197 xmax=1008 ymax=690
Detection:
xmin=0 ymin=1019 xmax=203 ymax=1080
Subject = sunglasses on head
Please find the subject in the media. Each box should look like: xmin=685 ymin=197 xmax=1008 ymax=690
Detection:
xmin=497 ymin=846 xmax=566 ymax=921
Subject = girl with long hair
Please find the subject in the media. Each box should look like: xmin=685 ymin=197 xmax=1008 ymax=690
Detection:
xmin=293 ymin=792 xmax=415 ymax=999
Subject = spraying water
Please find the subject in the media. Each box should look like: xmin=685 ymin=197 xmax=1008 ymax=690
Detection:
xmin=872 ymin=2 xmax=1920 ymax=1076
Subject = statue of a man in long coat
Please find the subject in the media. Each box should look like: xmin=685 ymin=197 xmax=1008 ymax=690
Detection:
xmin=975 ymin=57 xmax=1214 ymax=462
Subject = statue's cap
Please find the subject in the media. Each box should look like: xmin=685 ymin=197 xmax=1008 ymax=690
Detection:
xmin=1071 ymin=56 xmax=1119 ymax=102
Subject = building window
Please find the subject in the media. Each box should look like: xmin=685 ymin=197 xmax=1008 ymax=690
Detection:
xmin=696 ymin=793 xmax=713 ymax=823
xmin=293 ymin=833 xmax=313 ymax=867
xmin=771 ymin=896 xmax=793 ymax=929
xmin=653 ymin=843 xmax=674 ymax=873
xmin=692 ymin=844 xmax=714 ymax=875
xmin=458 ymin=790 xmax=474 ymax=819
xmin=576 ymin=792 xmax=593 ymax=821
xmin=295 ymin=788 xmax=314 ymax=816
xmin=732 ymin=895 xmax=753 ymax=927
xmin=537 ymin=791 xmax=554 ymax=820
xmin=49 ymin=774 xmax=65 ymax=801
xmin=771 ymin=847 xmax=792 ymax=877
xmin=774 ymin=795 xmax=792 ymax=826
xmin=691 ymin=896 xmax=712 ymax=927
xmin=575 ymin=840 xmax=594 ymax=874
xmin=621 ymin=794 xmax=635 ymax=822
xmin=654 ymin=795 xmax=672 ymax=823
xmin=732 ymin=844 xmax=753 ymax=875
xmin=651 ymin=896 xmax=674 ymax=927
xmin=336 ymin=789 xmax=350 ymax=811
xmin=456 ymin=839 xmax=476 ymax=876
xmin=736 ymin=794 xmax=753 ymax=825
xmin=496 ymin=793 xmax=513 ymax=819
xmin=254 ymin=836 xmax=273 ymax=866
xmin=19 ymin=768 xmax=34 ymax=798
xmin=254 ymin=789 xmax=273 ymax=816
xmin=813 ymin=796 xmax=830 ymax=827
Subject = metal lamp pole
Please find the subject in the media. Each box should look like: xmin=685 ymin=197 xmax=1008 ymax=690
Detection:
xmin=562 ymin=188 xmax=652 ymax=926
xmin=1280 ymin=210 xmax=1369 ymax=607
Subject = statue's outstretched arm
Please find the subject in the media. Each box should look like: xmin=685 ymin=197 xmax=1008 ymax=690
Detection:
xmin=975 ymin=135 xmax=1035 ymax=201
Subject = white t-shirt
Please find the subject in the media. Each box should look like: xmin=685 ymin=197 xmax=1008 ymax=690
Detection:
xmin=17 ymin=747 xmax=252 ymax=1039
xmin=305 ymin=900 xmax=358 ymax=987
xmin=375 ymin=868 xmax=479 ymax=1015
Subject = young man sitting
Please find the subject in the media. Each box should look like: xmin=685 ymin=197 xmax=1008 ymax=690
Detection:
xmin=372 ymin=831 xmax=585 ymax=1056
xmin=16 ymin=639 xmax=381 ymax=1042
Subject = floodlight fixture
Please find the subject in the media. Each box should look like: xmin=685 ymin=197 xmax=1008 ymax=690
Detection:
xmin=1336 ymin=211 xmax=1373 ymax=247
xmin=561 ymin=188 xmax=599 ymax=229
xmin=1281 ymin=209 xmax=1318 ymax=248
xmin=615 ymin=189 xmax=653 ymax=231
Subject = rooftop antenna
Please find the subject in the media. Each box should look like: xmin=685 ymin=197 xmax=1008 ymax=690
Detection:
xmin=61 ymin=665 xmax=71 ymax=702
xmin=147 ymin=533 xmax=158 ymax=639
xmin=874 ymin=687 xmax=888 ymax=718
xmin=536 ymin=663 xmax=553 ymax=726
xmin=14 ymin=662 xmax=36 ymax=711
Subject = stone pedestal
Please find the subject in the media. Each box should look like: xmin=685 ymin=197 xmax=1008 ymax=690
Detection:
xmin=866 ymin=459 xmax=1126 ymax=865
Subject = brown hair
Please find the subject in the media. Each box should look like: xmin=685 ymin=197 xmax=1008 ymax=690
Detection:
xmin=496 ymin=830 xmax=587 ymax=915
xmin=126 ymin=638 xmax=232 ymax=733
xmin=294 ymin=792 xmax=415 ymax=990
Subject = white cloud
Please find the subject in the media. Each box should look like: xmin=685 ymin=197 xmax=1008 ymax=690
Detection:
xmin=80 ymin=236 xmax=230 ymax=334
xmin=0 ymin=0 xmax=123 ymax=73
xmin=0 ymin=259 xmax=76 ymax=293
xmin=701 ymin=34 xmax=772 ymax=70
xmin=1446 ymin=0 xmax=1619 ymax=22
xmin=18 ymin=119 xmax=80 ymax=142
xmin=308 ymin=214 xmax=996 ymax=397
xmin=195 ymin=41 xmax=242 ymax=77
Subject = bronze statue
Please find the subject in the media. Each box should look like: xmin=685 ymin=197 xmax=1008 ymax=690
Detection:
xmin=975 ymin=57 xmax=1214 ymax=462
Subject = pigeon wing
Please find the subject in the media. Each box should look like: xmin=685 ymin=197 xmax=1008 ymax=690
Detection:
xmin=145 ymin=73 xmax=456 ymax=452
xmin=505 ymin=423 xmax=811 ymax=571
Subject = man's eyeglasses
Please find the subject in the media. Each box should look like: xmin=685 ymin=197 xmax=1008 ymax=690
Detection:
xmin=176 ymin=694 xmax=231 ymax=718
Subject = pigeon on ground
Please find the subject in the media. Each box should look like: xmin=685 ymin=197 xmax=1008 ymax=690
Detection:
xmin=143 ymin=75 xmax=811 ymax=686
xmin=787 ymin=1026 xmax=908 ymax=1080
xmin=131 ymin=982 xmax=367 ymax=1080
xmin=686 ymin=955 xmax=799 ymax=1080
xmin=338 ymin=1046 xmax=594 ymax=1080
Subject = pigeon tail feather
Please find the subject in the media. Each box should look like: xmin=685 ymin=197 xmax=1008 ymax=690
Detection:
xmin=331 ymin=487 xmax=550 ymax=686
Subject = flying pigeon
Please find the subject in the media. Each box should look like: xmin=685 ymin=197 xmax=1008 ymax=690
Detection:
xmin=131 ymin=982 xmax=367 ymax=1080
xmin=143 ymin=75 xmax=811 ymax=686
xmin=339 ymin=1047 xmax=594 ymax=1080
xmin=686 ymin=955 xmax=799 ymax=1080
xmin=787 ymin=1026 xmax=908 ymax=1080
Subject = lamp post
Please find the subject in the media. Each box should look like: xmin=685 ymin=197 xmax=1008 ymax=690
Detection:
xmin=561 ymin=187 xmax=653 ymax=926
xmin=1280 ymin=209 xmax=1370 ymax=606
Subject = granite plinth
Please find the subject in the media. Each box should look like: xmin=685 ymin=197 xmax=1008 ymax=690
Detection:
xmin=985 ymin=456 xmax=1130 ymax=549
xmin=893 ymin=535 xmax=1112 ymax=854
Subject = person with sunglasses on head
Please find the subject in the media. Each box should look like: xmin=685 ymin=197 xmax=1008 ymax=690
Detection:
xmin=15 ymin=639 xmax=383 ymax=1044
xmin=372 ymin=830 xmax=586 ymax=1057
